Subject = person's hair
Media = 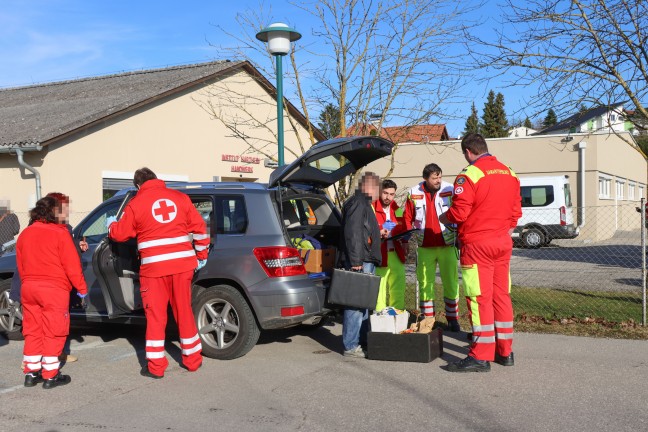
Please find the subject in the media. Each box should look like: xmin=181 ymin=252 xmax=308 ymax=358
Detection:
xmin=461 ymin=133 xmax=489 ymax=155
xmin=133 ymin=167 xmax=157 ymax=187
xmin=29 ymin=196 xmax=58 ymax=225
xmin=382 ymin=179 xmax=397 ymax=190
xmin=45 ymin=192 xmax=70 ymax=205
xmin=422 ymin=163 xmax=442 ymax=179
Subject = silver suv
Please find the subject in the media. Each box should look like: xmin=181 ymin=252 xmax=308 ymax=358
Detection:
xmin=0 ymin=136 xmax=393 ymax=359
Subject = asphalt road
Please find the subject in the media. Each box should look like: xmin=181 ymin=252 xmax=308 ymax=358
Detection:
xmin=0 ymin=321 xmax=646 ymax=432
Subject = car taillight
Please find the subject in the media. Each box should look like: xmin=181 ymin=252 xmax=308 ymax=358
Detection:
xmin=560 ymin=206 xmax=567 ymax=226
xmin=281 ymin=306 xmax=305 ymax=317
xmin=253 ymin=247 xmax=307 ymax=277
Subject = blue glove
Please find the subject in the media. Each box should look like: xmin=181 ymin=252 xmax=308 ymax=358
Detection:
xmin=106 ymin=216 xmax=117 ymax=228
xmin=383 ymin=221 xmax=397 ymax=231
xmin=77 ymin=292 xmax=87 ymax=299
xmin=196 ymin=259 xmax=207 ymax=271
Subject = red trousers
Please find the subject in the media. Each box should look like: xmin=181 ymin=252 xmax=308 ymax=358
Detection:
xmin=140 ymin=270 xmax=202 ymax=376
xmin=22 ymin=283 xmax=70 ymax=379
xmin=460 ymin=236 xmax=514 ymax=361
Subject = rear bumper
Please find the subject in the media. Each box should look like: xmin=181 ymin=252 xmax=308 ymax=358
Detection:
xmin=512 ymin=224 xmax=579 ymax=240
xmin=247 ymin=275 xmax=331 ymax=330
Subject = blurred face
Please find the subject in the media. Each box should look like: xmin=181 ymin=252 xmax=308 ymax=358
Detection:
xmin=361 ymin=177 xmax=380 ymax=201
xmin=380 ymin=188 xmax=396 ymax=207
xmin=424 ymin=172 xmax=443 ymax=192
xmin=55 ymin=202 xmax=69 ymax=224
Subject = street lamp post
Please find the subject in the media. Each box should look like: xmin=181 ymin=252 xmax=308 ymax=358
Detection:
xmin=256 ymin=23 xmax=302 ymax=167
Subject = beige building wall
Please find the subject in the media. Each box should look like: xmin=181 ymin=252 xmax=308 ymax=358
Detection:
xmin=367 ymin=132 xmax=647 ymax=241
xmin=0 ymin=68 xmax=312 ymax=218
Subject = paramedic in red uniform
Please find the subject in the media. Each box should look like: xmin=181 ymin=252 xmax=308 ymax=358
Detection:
xmin=440 ymin=133 xmax=522 ymax=372
xmin=108 ymin=168 xmax=210 ymax=379
xmin=18 ymin=195 xmax=88 ymax=389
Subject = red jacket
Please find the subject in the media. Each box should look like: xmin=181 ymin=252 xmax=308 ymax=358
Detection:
xmin=17 ymin=221 xmax=88 ymax=294
xmin=403 ymin=182 xmax=452 ymax=247
xmin=445 ymin=155 xmax=522 ymax=244
xmin=109 ymin=179 xmax=210 ymax=278
xmin=373 ymin=199 xmax=407 ymax=266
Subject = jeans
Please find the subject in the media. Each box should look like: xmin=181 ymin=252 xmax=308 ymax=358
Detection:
xmin=342 ymin=262 xmax=376 ymax=351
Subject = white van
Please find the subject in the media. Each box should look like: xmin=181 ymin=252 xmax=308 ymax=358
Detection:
xmin=512 ymin=175 xmax=578 ymax=248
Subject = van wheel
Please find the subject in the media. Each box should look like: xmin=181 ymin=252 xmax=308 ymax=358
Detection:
xmin=0 ymin=279 xmax=24 ymax=340
xmin=192 ymin=285 xmax=260 ymax=360
xmin=521 ymin=229 xmax=544 ymax=249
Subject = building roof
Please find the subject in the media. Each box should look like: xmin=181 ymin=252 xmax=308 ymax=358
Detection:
xmin=536 ymin=103 xmax=623 ymax=135
xmin=0 ymin=60 xmax=324 ymax=148
xmin=345 ymin=123 xmax=449 ymax=143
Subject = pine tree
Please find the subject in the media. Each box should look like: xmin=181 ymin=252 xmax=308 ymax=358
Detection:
xmin=463 ymin=102 xmax=480 ymax=135
xmin=543 ymin=108 xmax=558 ymax=128
xmin=481 ymin=90 xmax=509 ymax=138
xmin=523 ymin=117 xmax=533 ymax=128
xmin=317 ymin=103 xmax=341 ymax=139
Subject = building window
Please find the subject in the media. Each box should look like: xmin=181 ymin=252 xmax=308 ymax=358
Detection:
xmin=628 ymin=183 xmax=636 ymax=201
xmin=616 ymin=180 xmax=625 ymax=200
xmin=598 ymin=177 xmax=611 ymax=199
xmin=639 ymin=186 xmax=645 ymax=201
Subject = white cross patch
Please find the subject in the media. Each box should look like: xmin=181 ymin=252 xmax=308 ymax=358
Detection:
xmin=151 ymin=199 xmax=177 ymax=224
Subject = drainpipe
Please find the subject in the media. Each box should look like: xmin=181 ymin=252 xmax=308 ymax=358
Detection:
xmin=15 ymin=148 xmax=42 ymax=200
xmin=577 ymin=141 xmax=587 ymax=231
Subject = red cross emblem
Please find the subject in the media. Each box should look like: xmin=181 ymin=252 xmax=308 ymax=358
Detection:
xmin=151 ymin=199 xmax=177 ymax=224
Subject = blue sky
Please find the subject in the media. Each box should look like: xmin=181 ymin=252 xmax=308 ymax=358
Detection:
xmin=0 ymin=0 xmax=533 ymax=138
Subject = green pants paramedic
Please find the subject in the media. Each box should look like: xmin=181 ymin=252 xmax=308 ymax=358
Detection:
xmin=417 ymin=246 xmax=459 ymax=316
xmin=375 ymin=251 xmax=406 ymax=310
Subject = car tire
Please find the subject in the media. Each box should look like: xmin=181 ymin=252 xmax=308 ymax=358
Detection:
xmin=192 ymin=284 xmax=260 ymax=360
xmin=0 ymin=279 xmax=24 ymax=340
xmin=521 ymin=229 xmax=544 ymax=249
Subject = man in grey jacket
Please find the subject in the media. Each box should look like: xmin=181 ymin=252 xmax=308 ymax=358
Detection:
xmin=339 ymin=172 xmax=382 ymax=358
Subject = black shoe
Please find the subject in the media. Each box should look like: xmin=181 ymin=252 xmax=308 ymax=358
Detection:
xmin=447 ymin=320 xmax=461 ymax=332
xmin=446 ymin=356 xmax=491 ymax=373
xmin=495 ymin=352 xmax=515 ymax=366
xmin=42 ymin=372 xmax=71 ymax=389
xmin=24 ymin=371 xmax=43 ymax=387
xmin=140 ymin=367 xmax=163 ymax=379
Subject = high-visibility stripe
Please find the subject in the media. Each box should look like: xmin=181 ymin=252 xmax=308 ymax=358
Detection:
xmin=42 ymin=362 xmax=61 ymax=370
xmin=180 ymin=334 xmax=200 ymax=345
xmin=26 ymin=363 xmax=41 ymax=370
xmin=182 ymin=344 xmax=202 ymax=356
xmin=195 ymin=245 xmax=209 ymax=251
xmin=472 ymin=335 xmax=496 ymax=343
xmin=193 ymin=233 xmax=209 ymax=240
xmin=146 ymin=351 xmax=166 ymax=359
xmin=42 ymin=356 xmax=59 ymax=363
xmin=464 ymin=165 xmax=485 ymax=184
xmin=495 ymin=321 xmax=514 ymax=328
xmin=23 ymin=355 xmax=42 ymax=362
xmin=473 ymin=324 xmax=495 ymax=332
xmin=468 ymin=296 xmax=481 ymax=326
xmin=138 ymin=235 xmax=191 ymax=250
xmin=141 ymin=250 xmax=196 ymax=265
xmin=146 ymin=339 xmax=165 ymax=347
xmin=446 ymin=312 xmax=458 ymax=317
xmin=496 ymin=333 xmax=514 ymax=340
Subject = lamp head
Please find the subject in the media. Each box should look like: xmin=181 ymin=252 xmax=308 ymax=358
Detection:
xmin=256 ymin=22 xmax=302 ymax=56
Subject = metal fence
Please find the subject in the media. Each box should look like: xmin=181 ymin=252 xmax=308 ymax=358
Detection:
xmin=4 ymin=204 xmax=647 ymax=326
xmin=401 ymin=201 xmax=647 ymax=326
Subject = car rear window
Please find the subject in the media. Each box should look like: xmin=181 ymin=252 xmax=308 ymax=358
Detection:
xmin=214 ymin=196 xmax=248 ymax=234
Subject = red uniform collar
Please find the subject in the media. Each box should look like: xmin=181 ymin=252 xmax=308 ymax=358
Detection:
xmin=139 ymin=179 xmax=167 ymax=192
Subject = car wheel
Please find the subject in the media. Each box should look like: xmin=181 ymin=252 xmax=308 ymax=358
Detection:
xmin=0 ymin=279 xmax=24 ymax=340
xmin=192 ymin=285 xmax=260 ymax=360
xmin=521 ymin=229 xmax=544 ymax=249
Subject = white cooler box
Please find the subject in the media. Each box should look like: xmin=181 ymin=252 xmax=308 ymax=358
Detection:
xmin=370 ymin=312 xmax=410 ymax=334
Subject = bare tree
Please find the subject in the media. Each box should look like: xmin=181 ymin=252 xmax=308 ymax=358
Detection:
xmin=466 ymin=0 xmax=648 ymax=154
xmin=295 ymin=0 xmax=478 ymax=201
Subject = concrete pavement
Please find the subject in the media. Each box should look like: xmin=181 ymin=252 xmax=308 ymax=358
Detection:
xmin=0 ymin=322 xmax=646 ymax=432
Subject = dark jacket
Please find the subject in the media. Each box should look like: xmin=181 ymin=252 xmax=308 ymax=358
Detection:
xmin=340 ymin=190 xmax=382 ymax=267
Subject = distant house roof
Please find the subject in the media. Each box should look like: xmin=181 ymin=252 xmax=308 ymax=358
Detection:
xmin=0 ymin=60 xmax=324 ymax=148
xmin=536 ymin=103 xmax=624 ymax=135
xmin=345 ymin=123 xmax=449 ymax=143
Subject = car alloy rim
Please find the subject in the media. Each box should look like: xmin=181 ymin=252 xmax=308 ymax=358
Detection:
xmin=0 ymin=290 xmax=22 ymax=332
xmin=527 ymin=232 xmax=541 ymax=246
xmin=197 ymin=299 xmax=240 ymax=350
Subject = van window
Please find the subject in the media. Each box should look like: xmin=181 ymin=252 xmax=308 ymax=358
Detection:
xmin=521 ymin=186 xmax=554 ymax=207
xmin=563 ymin=184 xmax=572 ymax=207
